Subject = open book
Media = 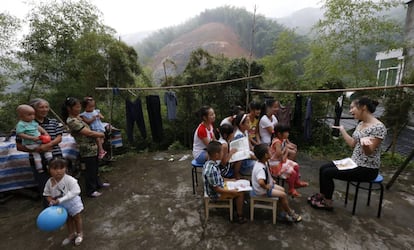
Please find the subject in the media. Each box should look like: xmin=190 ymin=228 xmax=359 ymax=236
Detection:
xmin=333 ymin=157 xmax=357 ymax=170
xmin=228 ymin=136 xmax=252 ymax=163
xmin=224 ymin=179 xmax=252 ymax=192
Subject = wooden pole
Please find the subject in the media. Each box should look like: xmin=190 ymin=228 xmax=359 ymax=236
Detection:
xmin=249 ymin=84 xmax=414 ymax=94
xmin=246 ymin=5 xmax=256 ymax=111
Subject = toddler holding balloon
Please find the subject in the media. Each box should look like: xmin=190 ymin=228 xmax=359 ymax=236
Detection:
xmin=43 ymin=158 xmax=84 ymax=246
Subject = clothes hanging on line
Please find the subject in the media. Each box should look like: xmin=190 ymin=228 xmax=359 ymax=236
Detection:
xmin=125 ymin=98 xmax=147 ymax=143
xmin=146 ymin=95 xmax=163 ymax=143
xmin=276 ymin=104 xmax=292 ymax=126
xmin=164 ymin=91 xmax=178 ymax=120
xmin=304 ymin=97 xmax=312 ymax=141
xmin=332 ymin=95 xmax=344 ymax=138
xmin=292 ymin=94 xmax=302 ymax=130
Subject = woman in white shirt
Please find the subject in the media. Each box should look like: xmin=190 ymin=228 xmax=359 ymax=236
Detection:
xmin=259 ymin=100 xmax=280 ymax=145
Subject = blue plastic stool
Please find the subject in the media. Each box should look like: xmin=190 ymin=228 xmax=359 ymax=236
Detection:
xmin=191 ymin=159 xmax=204 ymax=194
xmin=345 ymin=174 xmax=384 ymax=218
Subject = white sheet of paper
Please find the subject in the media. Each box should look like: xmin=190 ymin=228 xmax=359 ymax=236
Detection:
xmin=333 ymin=157 xmax=357 ymax=170
xmin=225 ymin=179 xmax=252 ymax=192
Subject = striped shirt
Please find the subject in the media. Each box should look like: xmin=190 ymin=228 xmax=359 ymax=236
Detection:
xmin=37 ymin=117 xmax=64 ymax=157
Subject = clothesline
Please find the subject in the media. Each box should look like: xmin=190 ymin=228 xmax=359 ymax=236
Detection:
xmin=95 ymin=75 xmax=262 ymax=91
xmin=249 ymin=84 xmax=414 ymax=94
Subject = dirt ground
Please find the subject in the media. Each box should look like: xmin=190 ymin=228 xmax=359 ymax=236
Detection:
xmin=1 ymin=151 xmax=414 ymax=250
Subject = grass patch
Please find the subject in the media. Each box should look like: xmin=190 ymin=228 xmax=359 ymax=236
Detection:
xmin=381 ymin=152 xmax=414 ymax=170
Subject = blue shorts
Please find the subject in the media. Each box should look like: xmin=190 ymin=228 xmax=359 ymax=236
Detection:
xmin=240 ymin=159 xmax=255 ymax=175
xmin=266 ymin=183 xmax=275 ymax=197
xmin=195 ymin=150 xmax=208 ymax=165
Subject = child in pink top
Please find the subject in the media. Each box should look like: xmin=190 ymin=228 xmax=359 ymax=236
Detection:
xmin=269 ymin=123 xmax=308 ymax=197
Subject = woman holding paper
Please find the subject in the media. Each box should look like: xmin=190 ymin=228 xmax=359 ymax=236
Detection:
xmin=309 ymin=96 xmax=386 ymax=210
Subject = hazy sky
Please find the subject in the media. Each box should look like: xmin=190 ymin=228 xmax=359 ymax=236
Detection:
xmin=3 ymin=0 xmax=322 ymax=35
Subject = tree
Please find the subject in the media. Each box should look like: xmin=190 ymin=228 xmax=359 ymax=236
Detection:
xmin=303 ymin=41 xmax=343 ymax=87
xmin=0 ymin=12 xmax=21 ymax=132
xmin=0 ymin=12 xmax=21 ymax=90
xmin=260 ymin=29 xmax=309 ymax=90
xmin=314 ymin=0 xmax=403 ymax=85
xmin=18 ymin=0 xmax=108 ymax=97
xmin=18 ymin=0 xmax=145 ymax=105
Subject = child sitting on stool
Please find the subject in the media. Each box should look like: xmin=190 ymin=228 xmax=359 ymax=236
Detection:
xmin=251 ymin=143 xmax=302 ymax=222
xmin=203 ymin=141 xmax=247 ymax=224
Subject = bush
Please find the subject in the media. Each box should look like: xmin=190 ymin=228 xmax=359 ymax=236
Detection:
xmin=168 ymin=141 xmax=186 ymax=151
xmin=381 ymin=152 xmax=414 ymax=170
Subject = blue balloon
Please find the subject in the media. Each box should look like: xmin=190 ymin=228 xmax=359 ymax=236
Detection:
xmin=36 ymin=206 xmax=68 ymax=231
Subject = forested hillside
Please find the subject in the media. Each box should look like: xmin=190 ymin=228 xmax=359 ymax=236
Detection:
xmin=150 ymin=22 xmax=251 ymax=83
xmin=135 ymin=4 xmax=405 ymax=82
xmin=134 ymin=6 xmax=285 ymax=64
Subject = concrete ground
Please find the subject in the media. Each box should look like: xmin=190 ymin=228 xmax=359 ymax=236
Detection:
xmin=0 ymin=151 xmax=413 ymax=250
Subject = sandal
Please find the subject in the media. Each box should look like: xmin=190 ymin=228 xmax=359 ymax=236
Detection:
xmin=98 ymin=151 xmax=107 ymax=159
xmin=288 ymin=189 xmax=301 ymax=198
xmin=307 ymin=193 xmax=322 ymax=204
xmin=311 ymin=198 xmax=334 ymax=211
xmin=75 ymin=233 xmax=83 ymax=246
xmin=295 ymin=181 xmax=309 ymax=188
xmin=98 ymin=151 xmax=107 ymax=160
xmin=61 ymin=233 xmax=76 ymax=246
xmin=288 ymin=211 xmax=302 ymax=223
xmin=235 ymin=215 xmax=248 ymax=224
xmin=277 ymin=211 xmax=302 ymax=223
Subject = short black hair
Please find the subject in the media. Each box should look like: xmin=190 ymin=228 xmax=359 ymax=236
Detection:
xmin=219 ymin=124 xmax=234 ymax=139
xmin=254 ymin=143 xmax=269 ymax=161
xmin=274 ymin=123 xmax=290 ymax=134
xmin=49 ymin=158 xmax=68 ymax=169
xmin=229 ymin=105 xmax=244 ymax=116
xmin=249 ymin=101 xmax=261 ymax=111
xmin=206 ymin=141 xmax=222 ymax=156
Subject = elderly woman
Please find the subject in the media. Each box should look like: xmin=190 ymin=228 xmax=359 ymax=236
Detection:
xmin=62 ymin=97 xmax=109 ymax=198
xmin=16 ymin=98 xmax=64 ymax=206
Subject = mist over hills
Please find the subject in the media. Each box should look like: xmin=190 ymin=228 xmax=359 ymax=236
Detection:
xmin=120 ymin=30 xmax=152 ymax=45
xmin=276 ymin=7 xmax=323 ymax=35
